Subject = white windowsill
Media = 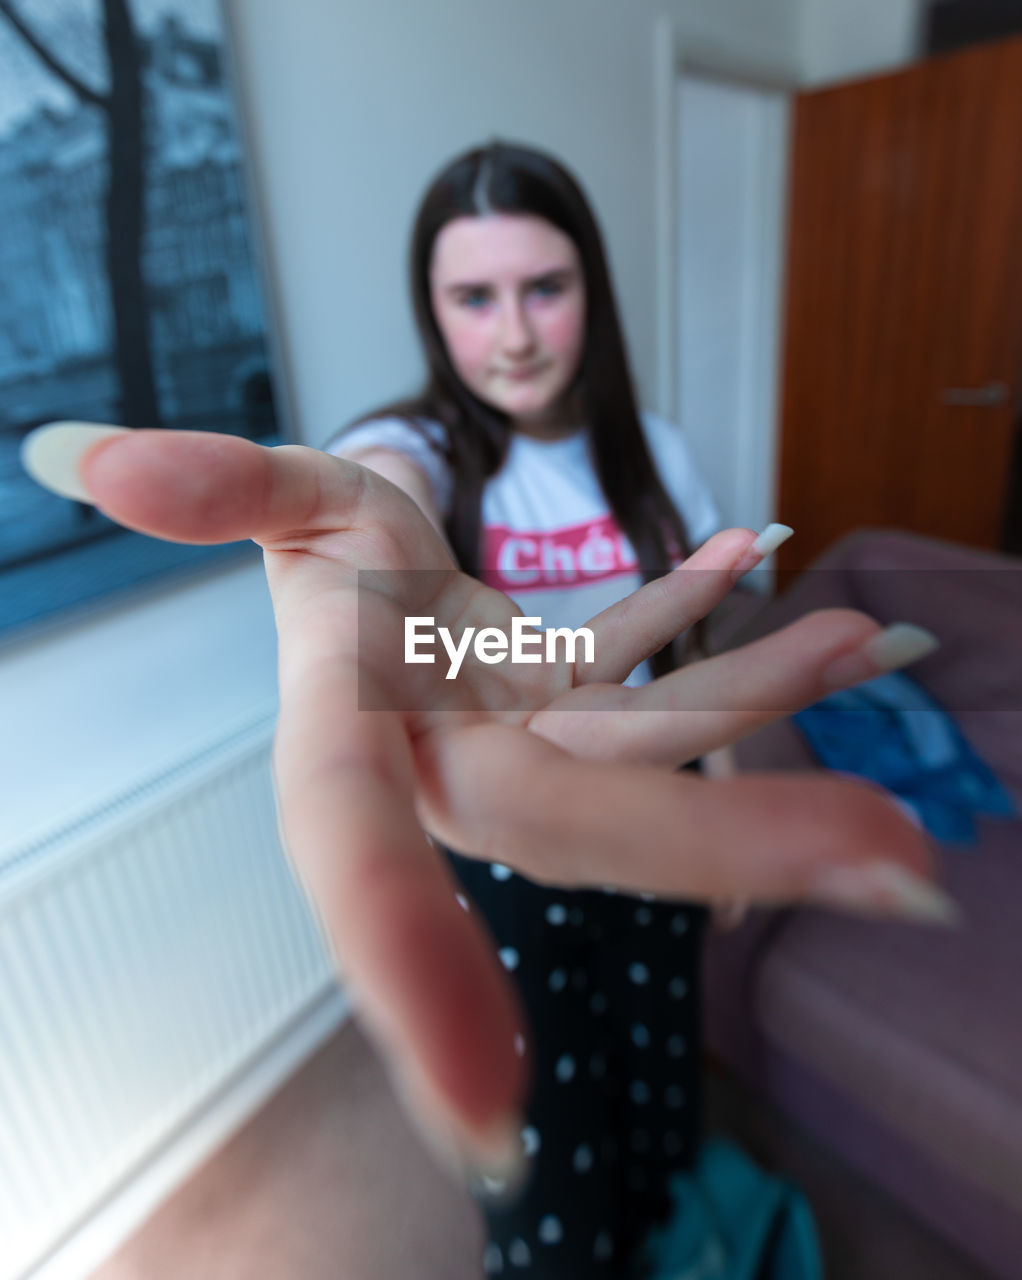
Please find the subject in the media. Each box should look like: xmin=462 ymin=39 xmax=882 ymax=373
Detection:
xmin=0 ymin=555 xmax=280 ymax=862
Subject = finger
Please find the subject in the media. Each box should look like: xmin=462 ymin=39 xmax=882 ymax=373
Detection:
xmin=21 ymin=422 xmax=423 ymax=554
xmin=579 ymin=526 xmax=790 ymax=684
xmin=650 ymin=611 xmax=938 ymax=765
xmin=414 ymin=723 xmax=958 ymax=923
xmin=273 ymin=655 xmax=531 ymax=1186
xmin=532 ymin=608 xmax=934 ymax=767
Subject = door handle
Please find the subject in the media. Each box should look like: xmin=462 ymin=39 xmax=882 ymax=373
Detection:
xmin=940 ymin=381 xmax=1009 ymax=407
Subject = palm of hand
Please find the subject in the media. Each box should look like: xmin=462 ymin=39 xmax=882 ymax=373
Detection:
xmin=71 ymin=429 xmax=934 ymax=1181
xmin=262 ymin=459 xmax=579 ymax=717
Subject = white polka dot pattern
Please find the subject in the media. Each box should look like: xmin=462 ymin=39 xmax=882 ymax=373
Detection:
xmin=538 ymin=1214 xmax=563 ymax=1244
xmin=508 ymin=1237 xmax=532 ymax=1267
xmin=448 ymin=856 xmax=703 ymax=1278
xmin=593 ymin=1231 xmax=614 ymax=1260
xmin=555 ymin=1054 xmax=576 ymax=1083
xmin=522 ymin=1125 xmax=541 ymax=1157
xmin=629 ymin=1079 xmax=651 ymax=1105
xmin=572 ymin=1142 xmax=594 ymax=1173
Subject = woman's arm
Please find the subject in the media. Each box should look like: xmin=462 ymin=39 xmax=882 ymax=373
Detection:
xmin=22 ymin=424 xmax=948 ymax=1194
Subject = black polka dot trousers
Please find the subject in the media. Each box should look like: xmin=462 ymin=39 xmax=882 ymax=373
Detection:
xmin=444 ymin=849 xmax=708 ymax=1279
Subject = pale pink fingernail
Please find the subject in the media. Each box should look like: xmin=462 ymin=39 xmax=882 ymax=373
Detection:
xmin=809 ymin=861 xmax=962 ymax=926
xmin=20 ymin=421 xmax=130 ymax=503
xmin=730 ymin=523 xmax=794 ymax=583
xmin=821 ymin=623 xmax=940 ymax=690
xmin=387 ymin=1058 xmax=531 ymax=1202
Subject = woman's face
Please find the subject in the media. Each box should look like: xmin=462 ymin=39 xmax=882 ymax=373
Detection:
xmin=428 ymin=214 xmax=587 ymax=432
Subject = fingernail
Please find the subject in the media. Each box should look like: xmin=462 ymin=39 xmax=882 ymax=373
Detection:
xmin=730 ymin=523 xmax=794 ymax=583
xmin=20 ymin=421 xmax=130 ymax=502
xmin=714 ymin=899 xmax=750 ymax=931
xmin=461 ymin=1114 xmax=533 ymax=1204
xmin=388 ymin=1061 xmax=531 ymax=1202
xmin=821 ymin=623 xmax=940 ymax=690
xmin=809 ymin=861 xmax=962 ymax=926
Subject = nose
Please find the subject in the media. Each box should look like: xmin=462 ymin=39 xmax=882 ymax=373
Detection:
xmin=498 ymin=294 xmax=535 ymax=357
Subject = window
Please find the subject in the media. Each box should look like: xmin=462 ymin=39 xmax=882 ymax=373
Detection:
xmin=0 ymin=2 xmax=287 ymax=641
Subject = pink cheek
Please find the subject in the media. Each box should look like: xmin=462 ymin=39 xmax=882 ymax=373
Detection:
xmin=440 ymin=313 xmax=493 ymax=383
xmin=537 ymin=302 xmax=585 ymax=360
xmin=448 ymin=332 xmax=492 ymax=382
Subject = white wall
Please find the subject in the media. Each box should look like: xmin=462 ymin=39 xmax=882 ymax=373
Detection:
xmin=2 ymin=0 xmax=805 ymax=861
xmin=228 ymin=0 xmax=805 ymax=448
xmin=799 ymin=0 xmax=925 ymax=87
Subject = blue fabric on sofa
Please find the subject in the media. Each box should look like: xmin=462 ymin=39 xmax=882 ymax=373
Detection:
xmin=792 ymin=671 xmax=1016 ymax=846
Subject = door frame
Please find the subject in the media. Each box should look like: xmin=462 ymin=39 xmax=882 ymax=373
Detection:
xmin=653 ymin=18 xmax=796 ymax=545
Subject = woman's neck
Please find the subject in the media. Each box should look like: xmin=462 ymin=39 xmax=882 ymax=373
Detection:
xmin=509 ymin=389 xmax=586 ymax=440
xmin=511 ymin=416 xmax=584 ymax=441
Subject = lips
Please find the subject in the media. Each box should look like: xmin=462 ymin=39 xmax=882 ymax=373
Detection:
xmin=500 ymin=363 xmax=547 ymax=381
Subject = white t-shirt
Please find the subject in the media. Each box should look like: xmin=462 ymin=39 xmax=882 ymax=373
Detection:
xmin=328 ymin=411 xmax=722 ymax=684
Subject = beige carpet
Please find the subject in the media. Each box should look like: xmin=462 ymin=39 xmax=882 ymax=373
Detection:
xmin=90 ymin=1020 xmax=994 ymax=1280
xmin=89 ymin=1020 xmax=485 ymax=1280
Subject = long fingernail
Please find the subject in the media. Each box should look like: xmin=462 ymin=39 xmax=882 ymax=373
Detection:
xmin=388 ymin=1062 xmax=531 ymax=1202
xmin=821 ymin=623 xmax=940 ymax=691
xmin=730 ymin=523 xmax=794 ymax=583
xmin=20 ymin=421 xmax=130 ymax=502
xmin=809 ymin=861 xmax=962 ymax=925
xmin=461 ymin=1114 xmax=533 ymax=1203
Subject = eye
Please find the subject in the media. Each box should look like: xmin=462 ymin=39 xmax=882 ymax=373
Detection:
xmin=531 ymin=278 xmax=566 ymax=298
xmin=458 ymin=287 xmax=492 ymax=310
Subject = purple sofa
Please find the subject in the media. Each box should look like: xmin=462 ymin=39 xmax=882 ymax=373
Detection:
xmin=701 ymin=529 xmax=1022 ymax=1280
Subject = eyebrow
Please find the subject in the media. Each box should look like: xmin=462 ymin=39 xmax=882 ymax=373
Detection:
xmin=444 ymin=267 xmax=576 ymax=295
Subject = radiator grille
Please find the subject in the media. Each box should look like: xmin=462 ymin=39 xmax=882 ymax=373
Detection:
xmin=0 ymin=716 xmax=337 ymax=1279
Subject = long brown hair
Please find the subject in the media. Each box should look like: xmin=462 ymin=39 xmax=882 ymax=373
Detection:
xmin=331 ymin=140 xmax=703 ymax=674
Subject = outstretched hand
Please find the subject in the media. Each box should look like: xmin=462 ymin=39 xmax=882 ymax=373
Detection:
xmin=24 ymin=426 xmax=946 ymax=1192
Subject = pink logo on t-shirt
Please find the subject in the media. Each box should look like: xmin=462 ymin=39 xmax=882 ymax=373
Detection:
xmin=481 ymin=515 xmax=638 ymax=592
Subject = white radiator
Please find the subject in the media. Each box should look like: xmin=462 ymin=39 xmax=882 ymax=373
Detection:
xmin=0 ymin=715 xmax=341 ymax=1280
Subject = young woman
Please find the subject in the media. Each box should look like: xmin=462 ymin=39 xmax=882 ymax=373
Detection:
xmin=23 ymin=142 xmax=947 ymax=1280
xmin=320 ymin=140 xmax=937 ymax=1278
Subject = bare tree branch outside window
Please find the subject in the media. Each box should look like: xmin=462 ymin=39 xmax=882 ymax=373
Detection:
xmin=0 ymin=0 xmax=286 ymax=640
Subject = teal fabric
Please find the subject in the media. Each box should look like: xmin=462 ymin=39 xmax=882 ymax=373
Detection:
xmin=629 ymin=1136 xmax=824 ymax=1280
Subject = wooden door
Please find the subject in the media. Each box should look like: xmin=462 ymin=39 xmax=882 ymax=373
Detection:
xmin=777 ymin=36 xmax=1022 ymax=575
